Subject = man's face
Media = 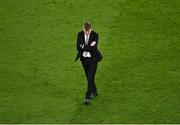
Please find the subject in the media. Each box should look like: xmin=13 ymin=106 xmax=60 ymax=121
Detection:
xmin=84 ymin=28 xmax=91 ymax=35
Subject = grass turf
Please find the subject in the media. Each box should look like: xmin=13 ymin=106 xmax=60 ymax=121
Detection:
xmin=0 ymin=0 xmax=180 ymax=123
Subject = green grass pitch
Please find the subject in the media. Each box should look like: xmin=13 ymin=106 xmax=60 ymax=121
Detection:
xmin=0 ymin=0 xmax=180 ymax=123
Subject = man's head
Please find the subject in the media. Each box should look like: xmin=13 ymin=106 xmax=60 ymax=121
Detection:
xmin=83 ymin=21 xmax=91 ymax=34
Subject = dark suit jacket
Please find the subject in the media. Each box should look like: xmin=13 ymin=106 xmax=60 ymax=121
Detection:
xmin=75 ymin=30 xmax=102 ymax=62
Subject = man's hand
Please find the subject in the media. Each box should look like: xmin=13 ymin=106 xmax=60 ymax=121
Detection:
xmin=90 ymin=41 xmax=96 ymax=46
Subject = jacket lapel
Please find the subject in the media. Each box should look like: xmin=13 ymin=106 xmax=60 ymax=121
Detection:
xmin=82 ymin=32 xmax=85 ymax=44
xmin=88 ymin=32 xmax=93 ymax=45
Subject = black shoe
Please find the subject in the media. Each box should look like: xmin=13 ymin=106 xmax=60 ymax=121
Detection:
xmin=84 ymin=98 xmax=90 ymax=105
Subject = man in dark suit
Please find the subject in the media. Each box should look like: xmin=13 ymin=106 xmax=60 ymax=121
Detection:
xmin=75 ymin=21 xmax=102 ymax=104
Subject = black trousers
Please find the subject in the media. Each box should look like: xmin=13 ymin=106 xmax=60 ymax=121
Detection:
xmin=81 ymin=58 xmax=98 ymax=99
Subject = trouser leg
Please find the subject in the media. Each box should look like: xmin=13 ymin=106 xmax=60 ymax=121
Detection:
xmin=86 ymin=61 xmax=98 ymax=98
xmin=81 ymin=59 xmax=98 ymax=99
xmin=81 ymin=60 xmax=88 ymax=79
xmin=81 ymin=60 xmax=90 ymax=98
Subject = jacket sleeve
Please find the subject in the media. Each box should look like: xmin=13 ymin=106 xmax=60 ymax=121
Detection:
xmin=76 ymin=33 xmax=83 ymax=52
xmin=84 ymin=33 xmax=98 ymax=51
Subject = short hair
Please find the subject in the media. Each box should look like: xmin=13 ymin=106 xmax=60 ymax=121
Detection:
xmin=84 ymin=21 xmax=91 ymax=31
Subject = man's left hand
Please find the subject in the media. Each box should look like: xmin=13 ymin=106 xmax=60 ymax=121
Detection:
xmin=90 ymin=41 xmax=96 ymax=46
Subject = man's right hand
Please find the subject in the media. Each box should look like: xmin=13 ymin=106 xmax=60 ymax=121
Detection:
xmin=80 ymin=44 xmax=84 ymax=49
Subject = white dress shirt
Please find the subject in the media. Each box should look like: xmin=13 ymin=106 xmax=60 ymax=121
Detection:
xmin=84 ymin=33 xmax=90 ymax=45
xmin=83 ymin=33 xmax=91 ymax=57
